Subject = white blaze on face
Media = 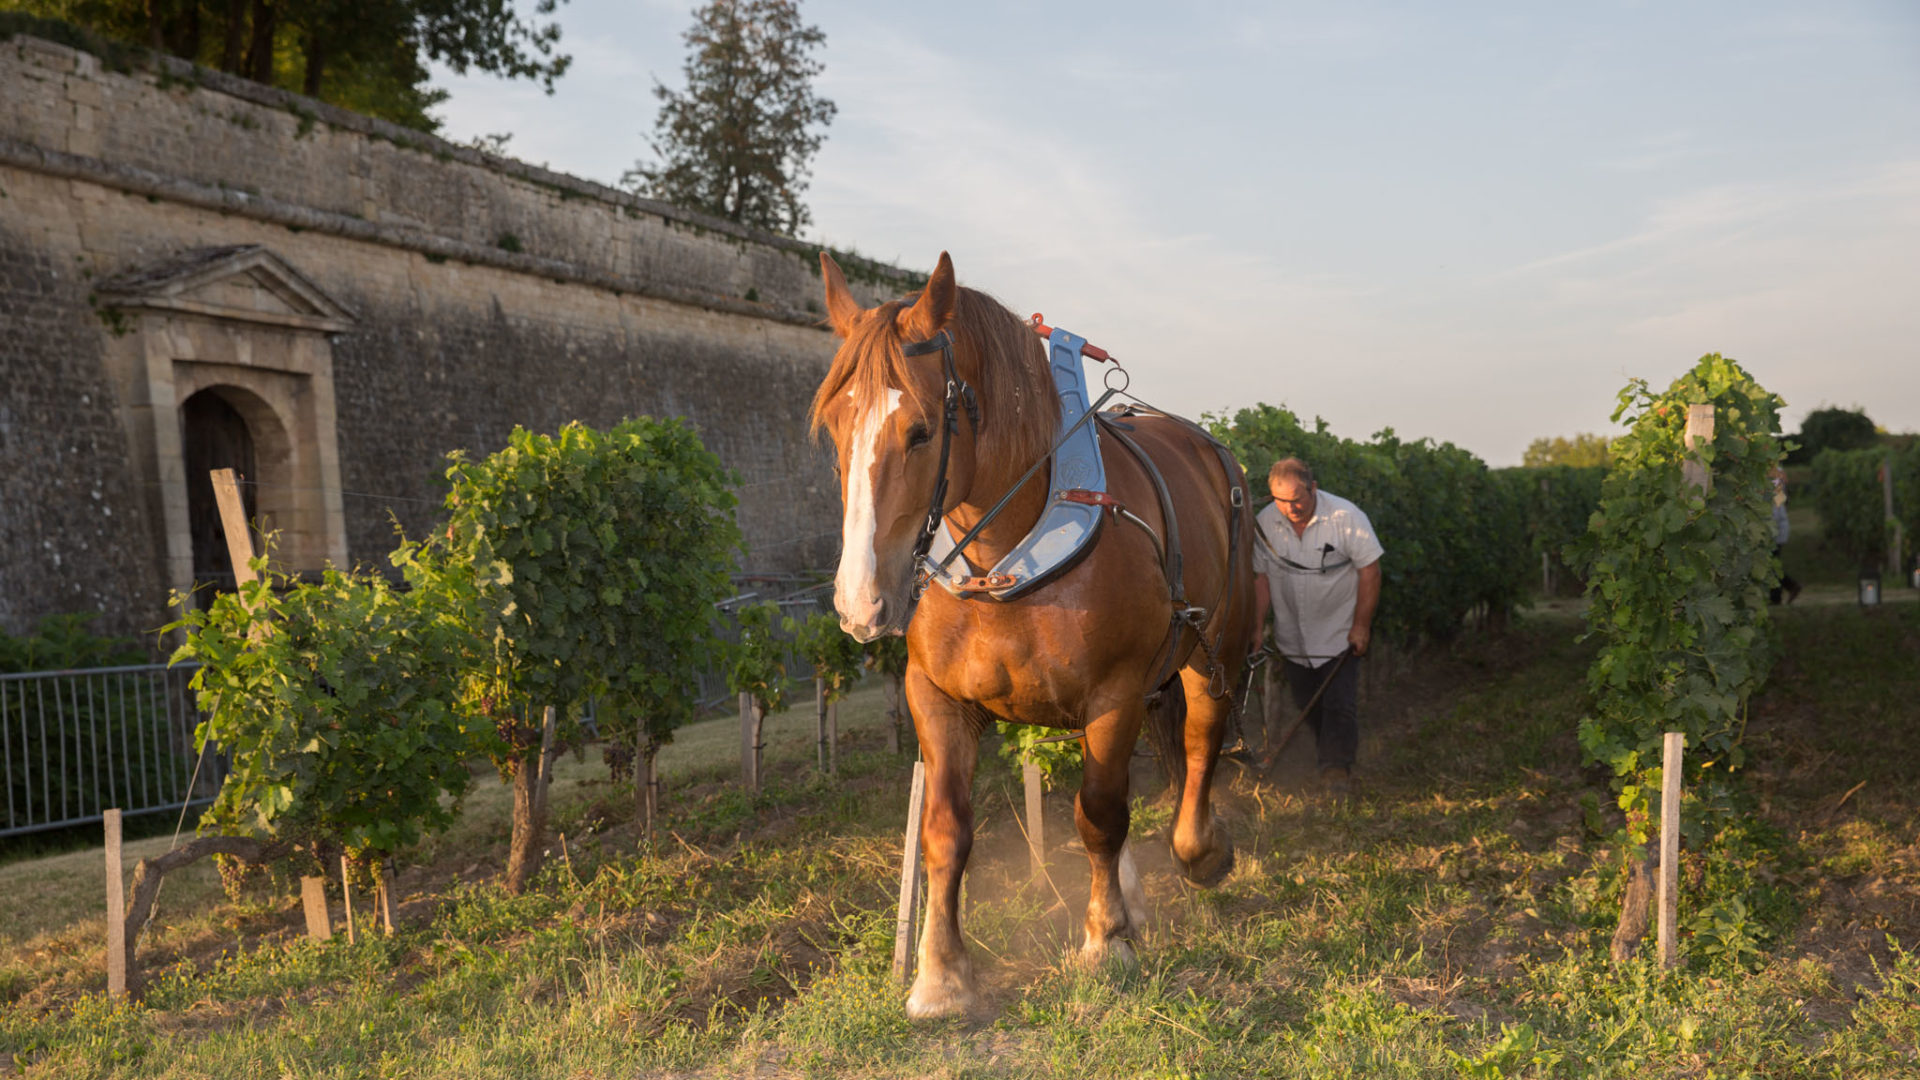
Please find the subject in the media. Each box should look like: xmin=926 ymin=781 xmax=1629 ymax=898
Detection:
xmin=835 ymin=388 xmax=904 ymax=628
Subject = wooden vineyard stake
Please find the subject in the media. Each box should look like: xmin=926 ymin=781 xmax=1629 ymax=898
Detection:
xmin=884 ymin=674 xmax=905 ymax=755
xmin=340 ymin=856 xmax=356 ymax=945
xmin=210 ymin=468 xmax=258 ymax=585
xmin=105 ymin=809 xmax=127 ymax=998
xmin=1658 ymin=732 xmax=1684 ymax=969
xmin=1024 ymin=761 xmax=1046 ymax=883
xmin=534 ymin=705 xmax=559 ymax=825
xmin=1683 ymin=405 xmax=1715 ymax=492
xmin=300 ymin=876 xmax=332 ymax=940
xmin=815 ymin=676 xmax=829 ymax=772
xmin=375 ymin=861 xmax=396 ymax=934
xmin=827 ymin=700 xmax=839 ymax=774
xmin=893 ymin=760 xmax=927 ymax=984
xmin=642 ymin=752 xmax=659 ymax=839
xmin=739 ymin=692 xmax=759 ymax=792
xmin=1884 ymin=455 xmax=1903 ymax=579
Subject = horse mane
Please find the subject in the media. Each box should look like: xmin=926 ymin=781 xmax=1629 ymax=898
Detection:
xmin=808 ymin=287 xmax=1058 ymax=475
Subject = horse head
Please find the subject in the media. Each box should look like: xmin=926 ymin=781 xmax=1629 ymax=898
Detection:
xmin=810 ymin=252 xmax=1057 ymax=641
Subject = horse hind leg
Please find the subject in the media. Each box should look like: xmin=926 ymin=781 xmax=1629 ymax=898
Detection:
xmin=1168 ymin=665 xmax=1236 ymax=888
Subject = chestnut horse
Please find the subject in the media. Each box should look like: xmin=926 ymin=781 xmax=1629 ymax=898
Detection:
xmin=812 ymin=251 xmax=1254 ymax=1020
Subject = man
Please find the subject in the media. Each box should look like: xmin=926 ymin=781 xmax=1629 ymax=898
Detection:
xmin=1769 ymin=466 xmax=1802 ymax=605
xmin=1251 ymin=457 xmax=1383 ymax=796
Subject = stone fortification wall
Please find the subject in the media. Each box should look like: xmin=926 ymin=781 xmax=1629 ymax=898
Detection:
xmin=0 ymin=31 xmax=911 ymax=641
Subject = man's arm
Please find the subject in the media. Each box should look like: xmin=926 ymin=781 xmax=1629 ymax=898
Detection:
xmin=1348 ymin=560 xmax=1381 ymax=656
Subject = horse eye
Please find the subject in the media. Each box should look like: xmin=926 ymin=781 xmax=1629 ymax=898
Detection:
xmin=906 ymin=424 xmax=931 ymax=450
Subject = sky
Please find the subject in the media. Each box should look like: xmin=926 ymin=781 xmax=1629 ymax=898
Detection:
xmin=430 ymin=1 xmax=1920 ymax=466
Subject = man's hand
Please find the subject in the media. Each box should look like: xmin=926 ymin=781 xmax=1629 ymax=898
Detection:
xmin=1349 ymin=560 xmax=1381 ymax=659
xmin=1347 ymin=623 xmax=1371 ymax=658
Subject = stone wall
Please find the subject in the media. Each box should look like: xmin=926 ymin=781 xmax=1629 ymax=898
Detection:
xmin=0 ymin=225 xmax=169 ymax=636
xmin=0 ymin=31 xmax=912 ymax=643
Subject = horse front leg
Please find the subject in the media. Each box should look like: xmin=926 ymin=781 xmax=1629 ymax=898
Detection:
xmin=903 ymin=669 xmax=984 ymax=1021
xmin=1076 ymin=699 xmax=1147 ymax=967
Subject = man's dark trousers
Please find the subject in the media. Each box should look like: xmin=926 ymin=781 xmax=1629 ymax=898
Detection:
xmin=1284 ymin=656 xmax=1360 ymax=772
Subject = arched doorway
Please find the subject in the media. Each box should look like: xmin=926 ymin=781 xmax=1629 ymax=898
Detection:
xmin=181 ymin=388 xmax=259 ymax=589
xmin=95 ymin=245 xmax=353 ymax=614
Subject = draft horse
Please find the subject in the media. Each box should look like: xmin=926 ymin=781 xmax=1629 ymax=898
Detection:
xmin=812 ymin=251 xmax=1255 ymax=1020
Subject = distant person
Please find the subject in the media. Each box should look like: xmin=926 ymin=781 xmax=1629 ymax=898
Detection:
xmin=1771 ymin=466 xmax=1802 ymax=604
xmin=1251 ymin=458 xmax=1383 ymax=797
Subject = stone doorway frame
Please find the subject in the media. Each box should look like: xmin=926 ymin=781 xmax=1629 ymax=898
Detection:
xmin=95 ymin=245 xmax=354 ymax=603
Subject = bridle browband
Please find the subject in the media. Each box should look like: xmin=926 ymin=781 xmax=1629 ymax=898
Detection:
xmin=897 ymin=328 xmax=979 ymax=573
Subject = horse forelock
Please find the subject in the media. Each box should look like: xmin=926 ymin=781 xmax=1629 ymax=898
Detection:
xmin=808 ymin=289 xmax=1057 ymax=473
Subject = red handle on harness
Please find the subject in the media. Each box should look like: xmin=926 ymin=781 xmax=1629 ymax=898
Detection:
xmin=1029 ymin=313 xmax=1112 ymax=362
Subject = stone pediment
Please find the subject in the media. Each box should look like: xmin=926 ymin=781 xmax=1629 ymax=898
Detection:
xmin=95 ymin=245 xmax=355 ymax=333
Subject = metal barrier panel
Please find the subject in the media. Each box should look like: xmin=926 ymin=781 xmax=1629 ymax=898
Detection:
xmin=695 ymin=593 xmax=829 ymax=709
xmin=0 ymin=663 xmax=220 ymax=838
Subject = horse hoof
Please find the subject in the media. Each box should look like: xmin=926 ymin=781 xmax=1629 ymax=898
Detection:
xmin=905 ymin=971 xmax=983 ymax=1022
xmin=1077 ymin=935 xmax=1138 ymax=972
xmin=1177 ymin=835 xmax=1236 ymax=889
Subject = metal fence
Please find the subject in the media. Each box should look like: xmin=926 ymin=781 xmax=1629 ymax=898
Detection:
xmin=0 ymin=662 xmax=222 ymax=839
xmin=692 ymin=584 xmax=833 ymax=709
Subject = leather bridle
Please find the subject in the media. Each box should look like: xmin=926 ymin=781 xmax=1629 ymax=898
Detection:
xmin=898 ymin=328 xmax=979 ymax=575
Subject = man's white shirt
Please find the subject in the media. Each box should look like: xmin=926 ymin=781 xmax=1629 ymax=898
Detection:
xmin=1254 ymin=490 xmax=1384 ymax=669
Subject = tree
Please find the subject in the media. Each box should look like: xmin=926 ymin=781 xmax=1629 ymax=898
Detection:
xmin=7 ymin=0 xmax=570 ymax=132
xmin=408 ymin=418 xmax=741 ymax=893
xmin=863 ymin=634 xmax=909 ymax=754
xmin=727 ymin=601 xmax=790 ymax=791
xmin=1522 ymin=433 xmax=1611 ymax=468
xmin=626 ymin=0 xmax=835 ymax=235
xmin=141 ymin=556 xmax=477 ymax=994
xmin=788 ymin=610 xmax=862 ymax=772
xmin=1571 ymin=354 xmax=1785 ymax=962
xmin=1788 ymin=406 xmax=1878 ymax=464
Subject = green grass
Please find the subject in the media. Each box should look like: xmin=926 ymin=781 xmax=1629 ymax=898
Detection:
xmin=2 ymin=603 xmax=1917 ymax=1077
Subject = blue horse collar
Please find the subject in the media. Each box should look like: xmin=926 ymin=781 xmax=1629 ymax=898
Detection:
xmin=924 ymin=325 xmax=1110 ymax=601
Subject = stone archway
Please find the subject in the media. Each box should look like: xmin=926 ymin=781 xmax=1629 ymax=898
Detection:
xmin=95 ymin=246 xmax=354 ymax=604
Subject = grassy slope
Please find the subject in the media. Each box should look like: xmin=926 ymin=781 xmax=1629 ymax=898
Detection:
xmin=2 ymin=600 xmax=1917 ymax=1078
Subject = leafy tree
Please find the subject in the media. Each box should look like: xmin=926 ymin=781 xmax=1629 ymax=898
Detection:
xmin=1493 ymin=465 xmax=1607 ymax=596
xmin=1812 ymin=445 xmax=1918 ymax=571
xmin=1788 ymin=406 xmax=1878 ymax=465
xmin=862 ymin=634 xmax=909 ymax=754
xmin=136 ymin=555 xmax=475 ymax=994
xmin=408 ymin=418 xmax=740 ymax=892
xmin=997 ymin=721 xmax=1082 ymax=790
xmin=1571 ymin=354 xmax=1785 ymax=962
xmin=0 ymin=612 xmax=144 ymax=672
xmin=1522 ymin=433 xmax=1611 ymax=468
xmin=7 ymin=0 xmax=570 ymax=132
xmin=625 ymin=0 xmax=835 ymax=235
xmin=168 ymin=562 xmax=476 ymax=867
xmin=727 ymin=601 xmax=790 ymax=791
xmin=787 ymin=610 xmax=861 ymax=771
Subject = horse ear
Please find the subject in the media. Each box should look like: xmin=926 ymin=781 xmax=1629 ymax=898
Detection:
xmin=899 ymin=251 xmax=957 ymax=342
xmin=819 ymin=252 xmax=863 ymax=337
